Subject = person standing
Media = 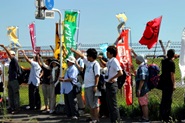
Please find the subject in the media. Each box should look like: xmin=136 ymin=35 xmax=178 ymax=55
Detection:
xmin=71 ymin=48 xmax=100 ymax=123
xmin=160 ymin=49 xmax=176 ymax=122
xmin=20 ymin=50 xmax=42 ymax=110
xmin=99 ymin=45 xmax=123 ymax=123
xmin=74 ymin=50 xmax=85 ymax=115
xmin=49 ymin=59 xmax=60 ymax=114
xmin=135 ymin=55 xmax=150 ymax=122
xmin=59 ymin=56 xmax=79 ymax=120
xmin=37 ymin=57 xmax=52 ymax=113
xmin=97 ymin=55 xmax=109 ymax=118
xmin=0 ymin=44 xmax=20 ymax=114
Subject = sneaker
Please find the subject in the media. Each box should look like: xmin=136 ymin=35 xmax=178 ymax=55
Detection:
xmin=139 ymin=117 xmax=149 ymax=122
xmin=86 ymin=117 xmax=92 ymax=122
xmin=71 ymin=116 xmax=78 ymax=120
xmin=11 ymin=110 xmax=19 ymax=114
xmin=42 ymin=110 xmax=49 ymax=113
xmin=49 ymin=110 xmax=55 ymax=114
xmin=26 ymin=106 xmax=30 ymax=109
xmin=89 ymin=120 xmax=100 ymax=123
xmin=79 ymin=110 xmax=84 ymax=116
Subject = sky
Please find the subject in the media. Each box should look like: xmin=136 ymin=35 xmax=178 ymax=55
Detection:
xmin=0 ymin=0 xmax=185 ymax=47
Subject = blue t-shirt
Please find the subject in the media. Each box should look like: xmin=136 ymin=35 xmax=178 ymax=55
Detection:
xmin=135 ymin=63 xmax=150 ymax=97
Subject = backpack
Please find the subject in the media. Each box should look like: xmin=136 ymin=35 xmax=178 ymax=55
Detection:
xmin=92 ymin=62 xmax=104 ymax=91
xmin=97 ymin=74 xmax=105 ymax=91
xmin=17 ymin=67 xmax=30 ymax=85
xmin=117 ymin=70 xmax=127 ymax=89
xmin=55 ymin=103 xmax=66 ymax=115
xmin=147 ymin=64 xmax=160 ymax=90
xmin=78 ymin=60 xmax=86 ymax=80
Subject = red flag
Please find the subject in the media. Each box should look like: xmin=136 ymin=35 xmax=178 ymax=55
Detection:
xmin=28 ymin=22 xmax=37 ymax=53
xmin=116 ymin=29 xmax=133 ymax=105
xmin=139 ymin=16 xmax=162 ymax=49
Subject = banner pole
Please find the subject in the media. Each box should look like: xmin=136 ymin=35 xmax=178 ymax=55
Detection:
xmin=52 ymin=8 xmax=64 ymax=104
xmin=76 ymin=10 xmax=80 ymax=45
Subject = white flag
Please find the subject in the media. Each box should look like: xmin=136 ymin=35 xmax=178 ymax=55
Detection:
xmin=179 ymin=28 xmax=185 ymax=84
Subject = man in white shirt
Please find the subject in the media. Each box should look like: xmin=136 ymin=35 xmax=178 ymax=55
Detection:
xmin=71 ymin=48 xmax=100 ymax=123
xmin=20 ymin=50 xmax=42 ymax=110
xmin=99 ymin=45 xmax=123 ymax=123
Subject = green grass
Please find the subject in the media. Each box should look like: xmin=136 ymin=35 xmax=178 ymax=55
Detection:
xmin=2 ymin=59 xmax=185 ymax=121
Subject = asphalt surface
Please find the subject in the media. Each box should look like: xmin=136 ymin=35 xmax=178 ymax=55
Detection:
xmin=0 ymin=105 xmax=180 ymax=123
xmin=0 ymin=109 xmax=168 ymax=123
xmin=0 ymin=109 xmax=112 ymax=123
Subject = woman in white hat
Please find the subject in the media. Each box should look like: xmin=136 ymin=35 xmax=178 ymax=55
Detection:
xmin=59 ymin=56 xmax=79 ymax=120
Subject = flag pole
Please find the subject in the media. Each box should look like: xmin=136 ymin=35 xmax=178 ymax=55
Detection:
xmin=52 ymin=8 xmax=64 ymax=104
xmin=76 ymin=10 xmax=80 ymax=47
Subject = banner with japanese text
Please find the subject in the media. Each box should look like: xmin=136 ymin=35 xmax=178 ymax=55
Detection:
xmin=116 ymin=29 xmax=132 ymax=105
xmin=64 ymin=10 xmax=78 ymax=58
xmin=28 ymin=22 xmax=37 ymax=53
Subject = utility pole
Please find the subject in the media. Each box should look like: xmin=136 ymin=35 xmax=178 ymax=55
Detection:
xmin=35 ymin=0 xmax=64 ymax=104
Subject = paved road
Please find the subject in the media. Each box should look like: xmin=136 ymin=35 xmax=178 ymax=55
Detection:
xmin=0 ymin=109 xmax=112 ymax=123
xmin=0 ymin=109 xmax=167 ymax=123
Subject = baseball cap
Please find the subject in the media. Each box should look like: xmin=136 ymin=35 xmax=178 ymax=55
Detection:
xmin=136 ymin=55 xmax=145 ymax=63
xmin=10 ymin=50 xmax=15 ymax=55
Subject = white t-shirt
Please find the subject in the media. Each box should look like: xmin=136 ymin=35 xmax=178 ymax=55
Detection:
xmin=104 ymin=57 xmax=122 ymax=82
xmin=28 ymin=60 xmax=42 ymax=86
xmin=83 ymin=57 xmax=100 ymax=88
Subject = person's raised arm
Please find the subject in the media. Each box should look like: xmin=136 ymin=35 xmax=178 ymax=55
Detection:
xmin=70 ymin=48 xmax=84 ymax=59
xmin=0 ymin=44 xmax=12 ymax=59
xmin=20 ymin=50 xmax=31 ymax=64
xmin=40 ymin=56 xmax=50 ymax=70
xmin=97 ymin=55 xmax=107 ymax=67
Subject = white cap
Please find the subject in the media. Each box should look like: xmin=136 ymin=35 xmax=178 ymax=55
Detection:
xmin=10 ymin=50 xmax=15 ymax=55
xmin=136 ymin=55 xmax=145 ymax=63
xmin=50 ymin=59 xmax=60 ymax=66
xmin=66 ymin=56 xmax=76 ymax=64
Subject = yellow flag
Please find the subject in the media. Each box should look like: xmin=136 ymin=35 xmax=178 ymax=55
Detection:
xmin=116 ymin=13 xmax=127 ymax=22
xmin=7 ymin=26 xmax=19 ymax=43
xmin=54 ymin=23 xmax=67 ymax=73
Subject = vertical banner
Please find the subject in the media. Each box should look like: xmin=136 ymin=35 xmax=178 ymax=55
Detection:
xmin=28 ymin=22 xmax=37 ymax=53
xmin=54 ymin=23 xmax=68 ymax=72
xmin=7 ymin=26 xmax=21 ymax=48
xmin=63 ymin=10 xmax=78 ymax=58
xmin=99 ymin=43 xmax=108 ymax=58
xmin=54 ymin=23 xmax=61 ymax=59
xmin=179 ymin=28 xmax=185 ymax=85
xmin=116 ymin=29 xmax=132 ymax=105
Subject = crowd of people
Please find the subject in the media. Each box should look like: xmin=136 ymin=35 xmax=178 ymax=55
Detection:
xmin=0 ymin=43 xmax=177 ymax=123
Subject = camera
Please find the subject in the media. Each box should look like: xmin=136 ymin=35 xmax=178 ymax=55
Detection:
xmin=105 ymin=76 xmax=108 ymax=79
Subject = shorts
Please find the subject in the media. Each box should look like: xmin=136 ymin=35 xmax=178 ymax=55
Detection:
xmin=85 ymin=86 xmax=99 ymax=108
xmin=138 ymin=93 xmax=148 ymax=106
